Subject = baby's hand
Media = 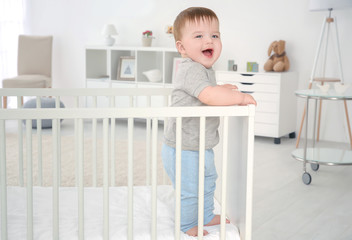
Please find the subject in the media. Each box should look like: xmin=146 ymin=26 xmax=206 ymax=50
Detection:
xmin=240 ymin=93 xmax=257 ymax=106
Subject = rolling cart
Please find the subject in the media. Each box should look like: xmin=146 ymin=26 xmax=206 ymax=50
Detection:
xmin=292 ymin=88 xmax=352 ymax=185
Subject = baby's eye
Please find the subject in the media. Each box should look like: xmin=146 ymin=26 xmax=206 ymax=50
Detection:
xmin=195 ymin=35 xmax=203 ymax=39
xmin=212 ymin=34 xmax=219 ymax=39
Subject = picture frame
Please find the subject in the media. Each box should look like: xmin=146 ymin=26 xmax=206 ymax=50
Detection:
xmin=118 ymin=56 xmax=135 ymax=80
xmin=172 ymin=57 xmax=183 ymax=83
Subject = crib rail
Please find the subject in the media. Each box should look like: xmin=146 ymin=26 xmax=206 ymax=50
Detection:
xmin=0 ymin=87 xmax=173 ymax=98
xmin=0 ymin=88 xmax=255 ymax=240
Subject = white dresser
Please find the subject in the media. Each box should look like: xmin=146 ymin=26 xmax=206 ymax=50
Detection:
xmin=216 ymin=71 xmax=298 ymax=144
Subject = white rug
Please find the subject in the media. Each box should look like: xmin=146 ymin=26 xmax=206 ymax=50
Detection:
xmin=5 ymin=134 xmax=166 ymax=187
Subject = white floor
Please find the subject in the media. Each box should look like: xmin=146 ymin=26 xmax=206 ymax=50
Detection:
xmin=4 ymin=119 xmax=352 ymax=240
xmin=253 ymin=136 xmax=352 ymax=240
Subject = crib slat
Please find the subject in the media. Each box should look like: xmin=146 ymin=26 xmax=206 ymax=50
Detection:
xmin=36 ymin=97 xmax=43 ymax=186
xmin=110 ymin=119 xmax=116 ymax=186
xmin=52 ymin=118 xmax=59 ymax=240
xmin=56 ymin=97 xmax=62 ymax=185
xmin=220 ymin=117 xmax=229 ymax=240
xmin=245 ymin=107 xmax=255 ymax=240
xmin=146 ymin=96 xmax=152 ymax=186
xmin=75 ymin=97 xmax=79 ymax=187
xmin=18 ymin=97 xmax=24 ymax=186
xmin=92 ymin=96 xmax=97 ymax=187
xmin=162 ymin=95 xmax=169 ymax=185
xmin=78 ymin=118 xmax=84 ymax=240
xmin=146 ymin=118 xmax=151 ymax=185
xmin=128 ymin=117 xmax=134 ymax=240
xmin=198 ymin=116 xmax=206 ymax=239
xmin=175 ymin=117 xmax=182 ymax=240
xmin=0 ymin=119 xmax=8 ymax=240
xmin=110 ymin=97 xmax=116 ymax=187
xmin=26 ymin=119 xmax=34 ymax=240
xmin=129 ymin=96 xmax=133 ymax=107
xmin=103 ymin=118 xmax=109 ymax=240
xmin=151 ymin=118 xmax=158 ymax=240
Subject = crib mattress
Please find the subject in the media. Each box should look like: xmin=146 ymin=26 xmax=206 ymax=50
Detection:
xmin=2 ymin=185 xmax=240 ymax=240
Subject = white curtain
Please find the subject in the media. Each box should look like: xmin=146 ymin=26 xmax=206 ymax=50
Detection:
xmin=0 ymin=0 xmax=26 ymax=87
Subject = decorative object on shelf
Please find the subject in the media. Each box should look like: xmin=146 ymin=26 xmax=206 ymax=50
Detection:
xmin=334 ymin=83 xmax=350 ymax=94
xmin=143 ymin=69 xmax=162 ymax=82
xmin=166 ymin=25 xmax=173 ymax=34
xmin=247 ymin=62 xmax=258 ymax=72
xmin=228 ymin=60 xmax=234 ymax=71
xmin=118 ymin=56 xmax=135 ymax=80
xmin=101 ymin=24 xmax=118 ymax=46
xmin=296 ymin=0 xmax=352 ymax=148
xmin=165 ymin=25 xmax=173 ymax=38
xmin=142 ymin=30 xmax=154 ymax=47
xmin=264 ymin=40 xmax=290 ymax=72
xmin=316 ymin=82 xmax=330 ymax=93
xmin=172 ymin=57 xmax=183 ymax=83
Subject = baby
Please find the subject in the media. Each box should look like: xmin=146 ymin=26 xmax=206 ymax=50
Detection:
xmin=162 ymin=7 xmax=257 ymax=236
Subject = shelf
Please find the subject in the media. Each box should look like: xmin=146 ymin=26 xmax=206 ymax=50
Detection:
xmin=292 ymin=148 xmax=352 ymax=166
xmin=85 ymin=46 xmax=179 ymax=108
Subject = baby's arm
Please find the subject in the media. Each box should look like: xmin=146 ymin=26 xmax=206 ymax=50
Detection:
xmin=198 ymin=85 xmax=257 ymax=106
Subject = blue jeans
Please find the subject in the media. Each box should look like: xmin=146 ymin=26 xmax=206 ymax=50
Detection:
xmin=162 ymin=144 xmax=218 ymax=232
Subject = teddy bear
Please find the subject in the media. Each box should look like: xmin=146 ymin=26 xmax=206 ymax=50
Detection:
xmin=263 ymin=40 xmax=290 ymax=72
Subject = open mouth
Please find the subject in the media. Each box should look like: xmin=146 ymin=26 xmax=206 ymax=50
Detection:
xmin=202 ymin=48 xmax=213 ymax=57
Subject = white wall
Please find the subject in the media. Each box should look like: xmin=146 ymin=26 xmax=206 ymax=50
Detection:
xmin=27 ymin=0 xmax=352 ymax=143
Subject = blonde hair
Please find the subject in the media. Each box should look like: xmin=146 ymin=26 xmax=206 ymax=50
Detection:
xmin=173 ymin=7 xmax=219 ymax=42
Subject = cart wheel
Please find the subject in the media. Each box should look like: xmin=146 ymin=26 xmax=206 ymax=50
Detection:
xmin=311 ymin=163 xmax=319 ymax=171
xmin=302 ymin=172 xmax=312 ymax=185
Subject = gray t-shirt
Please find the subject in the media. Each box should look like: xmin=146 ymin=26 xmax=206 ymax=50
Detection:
xmin=163 ymin=58 xmax=220 ymax=150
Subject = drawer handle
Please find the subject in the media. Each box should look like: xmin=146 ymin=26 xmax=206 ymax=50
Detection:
xmin=240 ymin=82 xmax=254 ymax=85
xmin=241 ymin=91 xmax=254 ymax=94
xmin=241 ymin=74 xmax=254 ymax=77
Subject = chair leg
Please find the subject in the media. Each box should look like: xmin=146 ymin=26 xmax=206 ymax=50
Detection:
xmin=3 ymin=96 xmax=7 ymax=109
xmin=344 ymin=100 xmax=352 ymax=149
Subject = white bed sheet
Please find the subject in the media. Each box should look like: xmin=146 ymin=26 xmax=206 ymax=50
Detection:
xmin=2 ymin=185 xmax=240 ymax=240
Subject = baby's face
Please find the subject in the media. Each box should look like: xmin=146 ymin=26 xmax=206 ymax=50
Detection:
xmin=177 ymin=18 xmax=222 ymax=69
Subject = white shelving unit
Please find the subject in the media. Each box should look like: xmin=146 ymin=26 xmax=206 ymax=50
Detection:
xmin=216 ymin=71 xmax=298 ymax=144
xmin=86 ymin=46 xmax=180 ymax=86
xmin=85 ymin=46 xmax=180 ymax=107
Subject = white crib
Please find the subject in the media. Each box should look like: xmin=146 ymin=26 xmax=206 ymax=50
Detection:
xmin=0 ymin=88 xmax=255 ymax=240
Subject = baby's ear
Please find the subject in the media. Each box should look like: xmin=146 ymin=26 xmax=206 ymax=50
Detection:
xmin=176 ymin=40 xmax=186 ymax=55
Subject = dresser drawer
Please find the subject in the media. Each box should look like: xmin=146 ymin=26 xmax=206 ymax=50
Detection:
xmin=251 ymin=92 xmax=279 ymax=102
xmin=256 ymin=101 xmax=278 ymax=113
xmin=254 ymin=123 xmax=279 ymax=137
xmin=255 ymin=112 xmax=279 ymax=124
xmin=216 ymin=71 xmax=281 ymax=85
xmin=236 ymin=82 xmax=280 ymax=93
xmin=218 ymin=81 xmax=280 ymax=94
